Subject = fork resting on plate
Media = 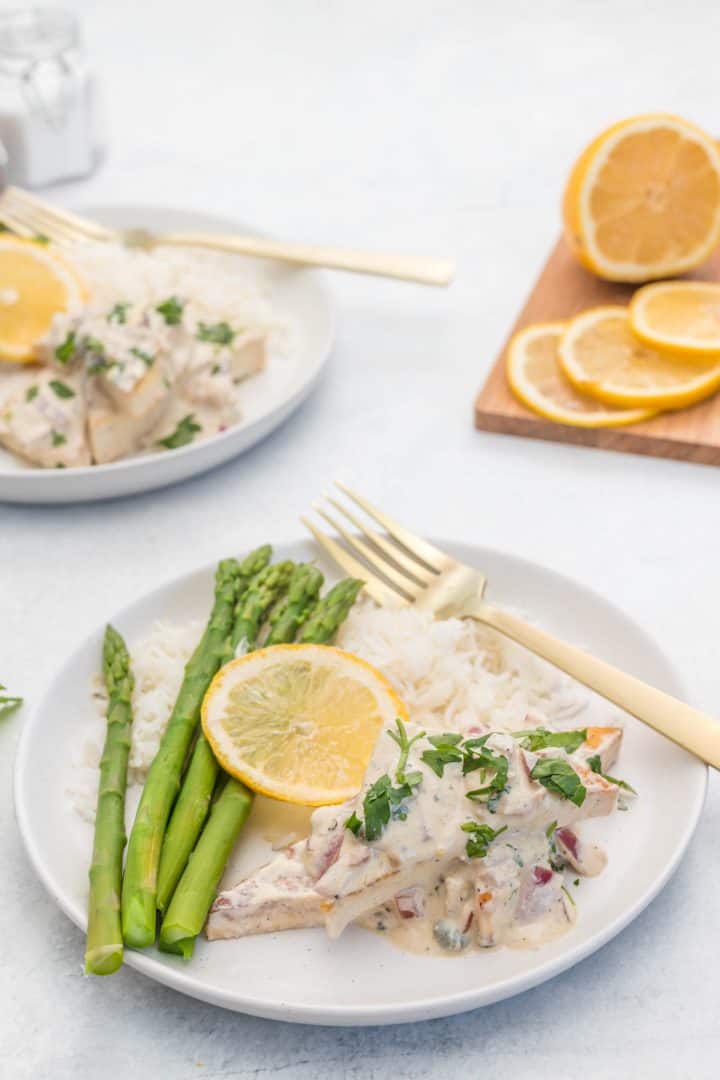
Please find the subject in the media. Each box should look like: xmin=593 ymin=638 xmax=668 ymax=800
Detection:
xmin=0 ymin=186 xmax=455 ymax=286
xmin=304 ymin=482 xmax=720 ymax=769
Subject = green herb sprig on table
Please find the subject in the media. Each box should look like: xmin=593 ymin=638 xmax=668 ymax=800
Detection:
xmin=0 ymin=684 xmax=23 ymax=719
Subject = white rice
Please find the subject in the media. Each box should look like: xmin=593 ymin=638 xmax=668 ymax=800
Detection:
xmin=66 ymin=242 xmax=284 ymax=341
xmin=69 ymin=602 xmax=591 ymax=823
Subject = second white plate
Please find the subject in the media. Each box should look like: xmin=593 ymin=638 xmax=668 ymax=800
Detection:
xmin=0 ymin=206 xmax=334 ymax=504
xmin=14 ymin=539 xmax=707 ymax=1024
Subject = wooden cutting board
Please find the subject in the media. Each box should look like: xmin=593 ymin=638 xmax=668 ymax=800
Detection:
xmin=474 ymin=237 xmax=720 ymax=465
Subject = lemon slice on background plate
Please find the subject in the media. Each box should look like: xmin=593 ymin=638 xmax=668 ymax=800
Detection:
xmin=559 ymin=306 xmax=720 ymax=410
xmin=507 ymin=321 xmax=656 ymax=427
xmin=562 ymin=113 xmax=720 ymax=282
xmin=0 ymin=236 xmax=86 ymax=363
xmin=202 ymin=643 xmax=407 ymax=806
xmin=630 ymin=281 xmax=720 ymax=357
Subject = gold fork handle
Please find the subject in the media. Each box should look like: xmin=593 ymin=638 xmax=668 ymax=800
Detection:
xmin=469 ymin=600 xmax=720 ymax=769
xmin=149 ymin=232 xmax=455 ymax=286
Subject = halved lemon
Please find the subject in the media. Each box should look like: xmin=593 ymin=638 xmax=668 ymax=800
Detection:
xmin=0 ymin=236 xmax=86 ymax=363
xmin=507 ymin=321 xmax=656 ymax=427
xmin=630 ymin=281 xmax=720 ymax=357
xmin=563 ymin=114 xmax=720 ymax=282
xmin=202 ymin=643 xmax=407 ymax=805
xmin=559 ymin=306 xmax=720 ymax=409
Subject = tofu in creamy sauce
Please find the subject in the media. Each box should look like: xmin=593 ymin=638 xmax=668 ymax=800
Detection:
xmin=0 ymin=295 xmax=266 ymax=467
xmin=208 ymin=721 xmax=630 ymax=957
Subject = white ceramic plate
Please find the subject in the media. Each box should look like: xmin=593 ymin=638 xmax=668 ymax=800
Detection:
xmin=14 ymin=539 xmax=707 ymax=1025
xmin=0 ymin=207 xmax=334 ymax=504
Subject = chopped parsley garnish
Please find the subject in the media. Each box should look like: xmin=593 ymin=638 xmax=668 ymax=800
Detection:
xmin=463 ymin=736 xmax=510 ymax=806
xmin=587 ymin=754 xmax=637 ymax=795
xmin=156 ymin=414 xmax=202 ymax=450
xmin=421 ymin=732 xmax=464 ymax=777
xmin=49 ymin=379 xmax=75 ymax=400
xmin=51 ymin=430 xmax=67 ymax=447
xmin=129 ymin=346 xmax=155 ymax=367
xmin=545 ymin=819 xmax=558 ymax=839
xmin=156 ymin=296 xmax=184 ymax=325
xmin=33 ymin=233 xmax=50 ymax=245
xmin=0 ymin=683 xmax=23 ymax=719
xmin=513 ymin=727 xmax=587 ymax=754
xmin=86 ymin=337 xmax=105 ymax=355
xmin=25 ymin=385 xmax=39 ymax=402
xmin=197 ymin=320 xmax=235 ymax=345
xmin=211 ymin=363 xmax=222 ymax=376
xmin=561 ymin=884 xmax=576 ymax=907
xmin=54 ymin=332 xmax=76 ymax=365
xmin=530 ymin=758 xmax=586 ymax=806
xmin=461 ymin=822 xmax=507 ymax=859
xmin=107 ymin=302 xmax=130 ymax=324
xmin=87 ymin=360 xmax=117 ymax=375
xmin=345 ymin=718 xmax=425 ymax=841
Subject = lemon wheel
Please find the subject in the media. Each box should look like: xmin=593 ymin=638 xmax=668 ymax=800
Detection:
xmin=507 ymin=321 xmax=655 ymax=427
xmin=629 ymin=281 xmax=720 ymax=358
xmin=0 ymin=236 xmax=85 ymax=363
xmin=202 ymin=643 xmax=407 ymax=805
xmin=559 ymin=306 xmax=720 ymax=410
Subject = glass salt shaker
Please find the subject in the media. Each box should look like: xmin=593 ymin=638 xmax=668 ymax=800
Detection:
xmin=0 ymin=8 xmax=100 ymax=187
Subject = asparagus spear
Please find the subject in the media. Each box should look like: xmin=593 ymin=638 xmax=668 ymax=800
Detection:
xmin=265 ymin=563 xmax=324 ymax=645
xmin=158 ymin=578 xmax=362 ymax=959
xmin=85 ymin=626 xmax=134 ymax=975
xmin=121 ymin=558 xmax=242 ymax=948
xmin=298 ymin=578 xmax=364 ymax=642
xmin=156 ymin=557 xmax=293 ymax=912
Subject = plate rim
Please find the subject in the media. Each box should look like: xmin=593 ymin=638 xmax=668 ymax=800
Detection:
xmin=13 ymin=540 xmax=708 ymax=1025
xmin=0 ymin=203 xmax=335 ymax=499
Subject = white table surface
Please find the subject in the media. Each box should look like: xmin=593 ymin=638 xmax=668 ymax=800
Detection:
xmin=2 ymin=1 xmax=719 ymax=1076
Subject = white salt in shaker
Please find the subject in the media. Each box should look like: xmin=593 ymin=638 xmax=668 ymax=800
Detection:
xmin=0 ymin=8 xmax=100 ymax=187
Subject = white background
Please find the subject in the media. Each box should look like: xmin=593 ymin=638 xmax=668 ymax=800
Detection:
xmin=2 ymin=1 xmax=720 ymax=1077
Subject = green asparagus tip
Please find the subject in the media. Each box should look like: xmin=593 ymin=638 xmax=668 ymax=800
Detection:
xmin=238 ymin=543 xmax=273 ymax=576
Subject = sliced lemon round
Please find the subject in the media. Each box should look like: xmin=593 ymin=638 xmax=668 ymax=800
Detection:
xmin=0 ymin=236 xmax=86 ymax=363
xmin=202 ymin=643 xmax=407 ymax=806
xmin=507 ymin=321 xmax=656 ymax=427
xmin=563 ymin=114 xmax=720 ymax=282
xmin=629 ymin=281 xmax=720 ymax=358
xmin=559 ymin=306 xmax=720 ymax=409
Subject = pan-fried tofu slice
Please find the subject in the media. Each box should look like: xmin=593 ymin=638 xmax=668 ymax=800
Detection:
xmin=87 ymin=371 xmax=171 ymax=464
xmin=0 ymin=371 xmax=89 ymax=467
xmin=229 ymin=332 xmax=267 ymax=381
xmin=575 ymin=727 xmax=623 ymax=772
xmin=207 ymin=842 xmax=324 ymax=940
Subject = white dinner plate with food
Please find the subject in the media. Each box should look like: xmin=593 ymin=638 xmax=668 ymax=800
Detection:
xmin=14 ymin=538 xmax=706 ymax=1025
xmin=0 ymin=206 xmax=334 ymax=504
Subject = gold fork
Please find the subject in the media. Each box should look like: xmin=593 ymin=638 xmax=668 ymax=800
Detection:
xmin=0 ymin=186 xmax=455 ymax=286
xmin=303 ymin=482 xmax=720 ymax=769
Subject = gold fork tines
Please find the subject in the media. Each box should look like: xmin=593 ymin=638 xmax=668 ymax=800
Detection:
xmin=0 ymin=187 xmax=113 ymax=244
xmin=302 ymin=483 xmax=720 ymax=768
